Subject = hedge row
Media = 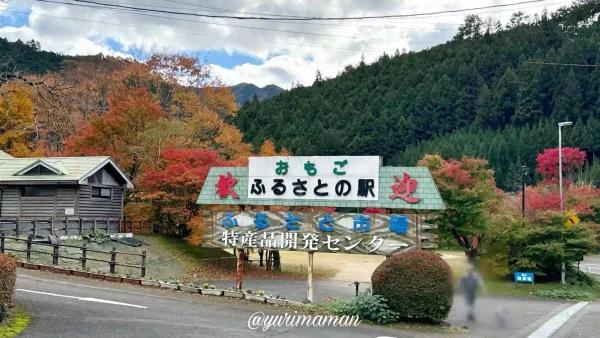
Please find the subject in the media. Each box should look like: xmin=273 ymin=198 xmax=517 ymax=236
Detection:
xmin=0 ymin=254 xmax=16 ymax=322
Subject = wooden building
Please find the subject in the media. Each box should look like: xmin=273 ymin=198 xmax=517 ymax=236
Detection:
xmin=0 ymin=151 xmax=133 ymax=220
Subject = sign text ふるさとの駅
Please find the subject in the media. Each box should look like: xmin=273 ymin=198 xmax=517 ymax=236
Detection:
xmin=202 ymin=211 xmax=438 ymax=255
xmin=247 ymin=156 xmax=379 ymax=201
xmin=197 ymin=156 xmax=445 ymax=210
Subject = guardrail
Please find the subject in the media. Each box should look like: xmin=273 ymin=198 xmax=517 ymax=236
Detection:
xmin=0 ymin=232 xmax=146 ymax=277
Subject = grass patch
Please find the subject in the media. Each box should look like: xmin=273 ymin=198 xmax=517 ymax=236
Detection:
xmin=470 ymin=256 xmax=600 ymax=301
xmin=0 ymin=306 xmax=31 ymax=338
xmin=154 ymin=236 xmax=234 ymax=260
xmin=153 ymin=236 xmax=336 ymax=281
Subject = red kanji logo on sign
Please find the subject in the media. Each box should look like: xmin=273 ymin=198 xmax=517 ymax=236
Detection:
xmin=390 ymin=173 xmax=421 ymax=204
xmin=215 ymin=172 xmax=239 ymax=199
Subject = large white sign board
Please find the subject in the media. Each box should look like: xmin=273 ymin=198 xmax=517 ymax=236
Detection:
xmin=247 ymin=156 xmax=380 ymax=201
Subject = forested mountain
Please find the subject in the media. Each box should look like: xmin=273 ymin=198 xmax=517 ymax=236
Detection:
xmin=398 ymin=118 xmax=600 ymax=190
xmin=0 ymin=38 xmax=65 ymax=74
xmin=235 ymin=0 xmax=600 ymax=190
xmin=231 ymin=83 xmax=284 ymax=105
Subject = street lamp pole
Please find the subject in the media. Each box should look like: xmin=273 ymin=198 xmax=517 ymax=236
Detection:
xmin=557 ymin=121 xmax=572 ymax=286
xmin=558 ymin=121 xmax=572 ymax=210
xmin=521 ymin=166 xmax=527 ymax=217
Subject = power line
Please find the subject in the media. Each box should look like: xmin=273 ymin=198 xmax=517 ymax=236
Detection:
xmin=5 ymin=9 xmax=406 ymax=54
xmin=46 ymin=0 xmax=549 ymax=21
xmin=32 ymin=0 xmax=420 ymax=43
xmin=160 ymin=0 xmax=563 ymax=25
xmin=163 ymin=0 xmax=310 ymax=19
xmin=95 ymin=0 xmax=459 ymax=30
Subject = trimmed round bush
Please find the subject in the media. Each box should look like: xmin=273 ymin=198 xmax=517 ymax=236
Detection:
xmin=0 ymin=254 xmax=16 ymax=322
xmin=371 ymin=250 xmax=453 ymax=323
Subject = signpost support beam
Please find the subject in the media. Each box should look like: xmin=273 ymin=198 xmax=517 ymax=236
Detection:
xmin=416 ymin=214 xmax=420 ymax=250
xmin=307 ymin=252 xmax=314 ymax=303
xmin=236 ymin=248 xmax=244 ymax=290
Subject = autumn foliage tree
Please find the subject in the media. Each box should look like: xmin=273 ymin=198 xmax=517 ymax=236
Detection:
xmin=141 ymin=148 xmax=228 ymax=239
xmin=64 ymin=87 xmax=166 ymax=181
xmin=0 ymin=84 xmax=43 ymax=156
xmin=518 ymin=147 xmax=600 ymax=217
xmin=418 ymin=154 xmax=500 ymax=263
xmin=536 ymin=147 xmax=586 ymax=182
xmin=62 ymin=52 xmax=253 ymax=205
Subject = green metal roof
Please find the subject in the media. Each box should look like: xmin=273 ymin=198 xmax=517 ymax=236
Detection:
xmin=196 ymin=166 xmax=445 ymax=210
xmin=0 ymin=156 xmax=134 ymax=188
xmin=0 ymin=150 xmax=13 ymax=159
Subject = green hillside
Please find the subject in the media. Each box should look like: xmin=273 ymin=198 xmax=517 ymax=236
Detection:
xmin=235 ymin=1 xmax=600 ymax=182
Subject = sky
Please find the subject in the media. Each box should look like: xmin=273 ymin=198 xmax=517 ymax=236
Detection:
xmin=0 ymin=0 xmax=569 ymax=89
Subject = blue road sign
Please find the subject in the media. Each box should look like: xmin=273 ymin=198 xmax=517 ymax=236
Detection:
xmin=515 ymin=272 xmax=534 ymax=283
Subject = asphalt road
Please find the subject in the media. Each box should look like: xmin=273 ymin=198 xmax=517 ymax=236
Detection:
xmin=14 ymin=270 xmax=600 ymax=338
xmin=15 ymin=270 xmax=423 ymax=338
xmin=580 ymin=255 xmax=600 ymax=279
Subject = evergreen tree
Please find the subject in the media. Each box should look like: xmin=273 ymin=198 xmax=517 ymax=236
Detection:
xmin=492 ymin=68 xmax=521 ymax=127
xmin=473 ymin=84 xmax=494 ymax=129
xmin=513 ymin=64 xmax=543 ymax=126
xmin=583 ymin=47 xmax=600 ymax=116
xmin=552 ymin=68 xmax=582 ymax=121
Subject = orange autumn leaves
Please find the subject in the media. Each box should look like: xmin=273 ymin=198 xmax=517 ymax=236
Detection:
xmin=54 ymin=52 xmax=290 ymax=243
xmin=0 ymin=84 xmax=44 ymax=157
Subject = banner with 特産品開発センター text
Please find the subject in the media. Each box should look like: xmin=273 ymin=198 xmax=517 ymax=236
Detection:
xmin=202 ymin=211 xmax=438 ymax=255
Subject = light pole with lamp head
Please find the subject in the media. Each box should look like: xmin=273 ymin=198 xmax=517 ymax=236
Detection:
xmin=558 ymin=121 xmax=572 ymax=210
xmin=557 ymin=121 xmax=572 ymax=285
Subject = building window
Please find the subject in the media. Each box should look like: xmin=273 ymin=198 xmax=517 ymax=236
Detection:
xmin=23 ymin=165 xmax=57 ymax=175
xmin=21 ymin=186 xmax=57 ymax=197
xmin=92 ymin=187 xmax=112 ymax=199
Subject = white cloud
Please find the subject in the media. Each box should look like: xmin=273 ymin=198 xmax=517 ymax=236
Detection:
xmin=0 ymin=0 xmax=568 ymax=88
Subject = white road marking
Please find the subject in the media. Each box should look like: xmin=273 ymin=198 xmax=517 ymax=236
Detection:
xmin=16 ymin=289 xmax=148 ymax=309
xmin=527 ymin=301 xmax=588 ymax=338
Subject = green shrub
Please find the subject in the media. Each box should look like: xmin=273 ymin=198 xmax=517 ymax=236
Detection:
xmin=0 ymin=254 xmax=16 ymax=322
xmin=533 ymin=289 xmax=594 ymax=300
xmin=82 ymin=231 xmax=112 ymax=244
xmin=494 ymin=214 xmax=595 ymax=281
xmin=371 ymin=250 xmax=453 ymax=323
xmin=325 ymin=288 xmax=399 ymax=325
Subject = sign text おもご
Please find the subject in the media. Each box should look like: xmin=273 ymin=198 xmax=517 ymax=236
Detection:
xmin=247 ymin=156 xmax=379 ymax=201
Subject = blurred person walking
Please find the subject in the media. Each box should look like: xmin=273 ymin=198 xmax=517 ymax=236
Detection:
xmin=458 ymin=263 xmax=487 ymax=322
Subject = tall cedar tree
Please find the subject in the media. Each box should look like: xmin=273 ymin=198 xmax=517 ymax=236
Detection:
xmin=513 ymin=64 xmax=544 ymax=126
xmin=552 ymin=68 xmax=583 ymax=121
